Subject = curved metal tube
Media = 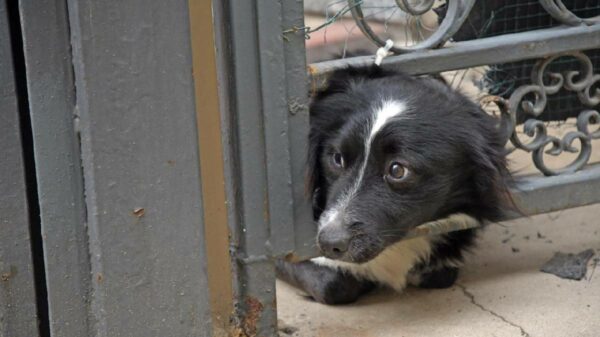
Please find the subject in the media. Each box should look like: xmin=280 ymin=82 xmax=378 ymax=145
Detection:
xmin=539 ymin=0 xmax=600 ymax=26
xmin=348 ymin=0 xmax=476 ymax=54
xmin=394 ymin=0 xmax=435 ymax=16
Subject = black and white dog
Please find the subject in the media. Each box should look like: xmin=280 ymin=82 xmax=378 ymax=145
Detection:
xmin=276 ymin=66 xmax=513 ymax=304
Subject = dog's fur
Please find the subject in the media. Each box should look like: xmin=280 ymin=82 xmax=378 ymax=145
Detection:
xmin=276 ymin=66 xmax=512 ymax=304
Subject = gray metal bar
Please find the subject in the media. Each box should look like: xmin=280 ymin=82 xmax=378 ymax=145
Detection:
xmin=66 ymin=0 xmax=212 ymax=335
xmin=256 ymin=0 xmax=296 ymax=256
xmin=282 ymin=0 xmax=316 ymax=258
xmin=309 ymin=24 xmax=600 ymax=87
xmin=227 ymin=0 xmax=274 ymax=258
xmin=0 ymin=2 xmax=39 ymax=335
xmin=217 ymin=0 xmax=313 ymax=335
xmin=510 ymin=165 xmax=600 ymax=219
xmin=357 ymin=165 xmax=600 ymax=239
xmin=17 ymin=1 xmax=92 ymax=335
xmin=226 ymin=0 xmax=279 ymax=334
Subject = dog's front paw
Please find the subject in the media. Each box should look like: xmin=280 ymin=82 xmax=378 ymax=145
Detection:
xmin=417 ymin=266 xmax=459 ymax=289
xmin=312 ymin=273 xmax=374 ymax=305
xmin=276 ymin=259 xmax=375 ymax=305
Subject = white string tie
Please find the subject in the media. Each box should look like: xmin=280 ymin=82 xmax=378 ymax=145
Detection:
xmin=374 ymin=39 xmax=394 ymax=66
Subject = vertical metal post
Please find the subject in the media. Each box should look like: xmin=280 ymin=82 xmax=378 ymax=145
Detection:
xmin=0 ymin=1 xmax=40 ymax=335
xmin=221 ymin=1 xmax=280 ymax=334
xmin=63 ymin=0 xmax=213 ymax=335
xmin=17 ymin=1 xmax=92 ymax=335
xmin=281 ymin=0 xmax=315 ymax=258
xmin=213 ymin=0 xmax=312 ymax=335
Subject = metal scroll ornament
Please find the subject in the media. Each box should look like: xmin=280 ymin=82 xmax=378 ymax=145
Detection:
xmin=504 ymin=52 xmax=600 ymax=176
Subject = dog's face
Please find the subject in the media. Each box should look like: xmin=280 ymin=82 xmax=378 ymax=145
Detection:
xmin=309 ymin=68 xmax=510 ymax=263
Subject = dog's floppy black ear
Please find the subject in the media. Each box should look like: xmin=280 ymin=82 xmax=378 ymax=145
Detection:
xmin=314 ymin=66 xmax=389 ymax=99
xmin=469 ymin=116 xmax=516 ymax=221
xmin=306 ymin=127 xmax=327 ymax=220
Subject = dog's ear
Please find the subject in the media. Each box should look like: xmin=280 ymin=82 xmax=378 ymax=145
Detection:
xmin=306 ymin=127 xmax=326 ymax=220
xmin=418 ymin=73 xmax=448 ymax=86
xmin=468 ymin=115 xmax=516 ymax=220
xmin=314 ymin=66 xmax=389 ymax=99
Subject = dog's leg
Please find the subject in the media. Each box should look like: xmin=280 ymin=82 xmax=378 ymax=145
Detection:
xmin=416 ymin=266 xmax=459 ymax=289
xmin=276 ymin=259 xmax=375 ymax=304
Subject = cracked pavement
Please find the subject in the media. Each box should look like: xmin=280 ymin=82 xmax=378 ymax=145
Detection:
xmin=456 ymin=283 xmax=530 ymax=337
xmin=277 ymin=203 xmax=600 ymax=337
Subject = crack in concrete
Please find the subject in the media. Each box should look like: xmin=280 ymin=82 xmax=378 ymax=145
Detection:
xmin=456 ymin=283 xmax=531 ymax=337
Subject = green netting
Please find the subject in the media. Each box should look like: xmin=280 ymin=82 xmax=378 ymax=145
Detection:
xmin=446 ymin=0 xmax=600 ymax=122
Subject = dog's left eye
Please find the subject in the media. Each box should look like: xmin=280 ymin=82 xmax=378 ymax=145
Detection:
xmin=331 ymin=152 xmax=345 ymax=169
xmin=385 ymin=162 xmax=408 ymax=182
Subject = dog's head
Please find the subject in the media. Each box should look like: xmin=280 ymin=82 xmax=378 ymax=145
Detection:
xmin=308 ymin=67 xmax=512 ymax=263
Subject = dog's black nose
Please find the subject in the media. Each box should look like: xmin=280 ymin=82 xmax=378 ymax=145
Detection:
xmin=318 ymin=229 xmax=350 ymax=259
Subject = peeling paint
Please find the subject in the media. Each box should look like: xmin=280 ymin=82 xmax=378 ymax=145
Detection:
xmin=307 ymin=64 xmax=321 ymax=96
xmin=132 ymin=208 xmax=145 ymax=218
xmin=287 ymin=97 xmax=307 ymax=115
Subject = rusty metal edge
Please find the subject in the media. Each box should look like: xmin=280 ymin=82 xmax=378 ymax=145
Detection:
xmin=188 ymin=1 xmax=235 ymax=336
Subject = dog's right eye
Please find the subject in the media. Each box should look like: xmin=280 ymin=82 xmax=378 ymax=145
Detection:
xmin=384 ymin=161 xmax=409 ymax=185
xmin=331 ymin=152 xmax=345 ymax=169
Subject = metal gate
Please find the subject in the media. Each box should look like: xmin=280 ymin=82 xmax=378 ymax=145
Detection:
xmin=1 ymin=1 xmax=599 ymax=337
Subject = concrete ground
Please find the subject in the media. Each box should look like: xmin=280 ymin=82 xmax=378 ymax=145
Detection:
xmin=277 ymin=203 xmax=600 ymax=337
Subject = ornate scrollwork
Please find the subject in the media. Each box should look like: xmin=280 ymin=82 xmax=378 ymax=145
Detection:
xmin=502 ymin=52 xmax=600 ymax=175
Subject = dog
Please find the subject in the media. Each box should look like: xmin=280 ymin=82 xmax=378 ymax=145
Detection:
xmin=276 ymin=66 xmax=513 ymax=304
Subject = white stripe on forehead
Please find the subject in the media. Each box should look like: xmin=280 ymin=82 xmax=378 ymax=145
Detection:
xmin=369 ymin=100 xmax=406 ymax=141
xmin=319 ymin=99 xmax=406 ymax=229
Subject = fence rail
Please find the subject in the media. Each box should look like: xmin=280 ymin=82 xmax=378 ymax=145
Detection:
xmin=309 ymin=24 xmax=600 ymax=87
